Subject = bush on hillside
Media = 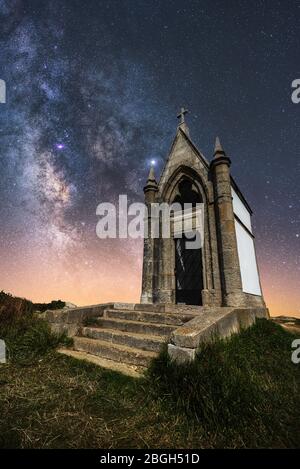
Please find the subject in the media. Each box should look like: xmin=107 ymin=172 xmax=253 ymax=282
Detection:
xmin=0 ymin=292 xmax=70 ymax=364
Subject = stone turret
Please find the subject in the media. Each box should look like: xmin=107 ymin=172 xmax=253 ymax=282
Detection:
xmin=140 ymin=165 xmax=158 ymax=304
xmin=210 ymin=137 xmax=244 ymax=306
xmin=143 ymin=165 xmax=158 ymax=203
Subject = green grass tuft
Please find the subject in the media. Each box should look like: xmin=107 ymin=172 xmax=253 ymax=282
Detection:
xmin=0 ymin=305 xmax=70 ymax=365
xmin=146 ymin=319 xmax=300 ymax=447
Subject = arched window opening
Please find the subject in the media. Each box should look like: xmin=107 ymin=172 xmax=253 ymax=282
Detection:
xmin=172 ymin=178 xmax=202 ymax=209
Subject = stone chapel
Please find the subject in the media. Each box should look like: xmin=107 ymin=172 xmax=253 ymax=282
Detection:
xmin=46 ymin=109 xmax=269 ymax=369
xmin=141 ymin=108 xmax=266 ymax=310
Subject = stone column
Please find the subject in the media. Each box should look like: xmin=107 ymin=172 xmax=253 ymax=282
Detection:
xmin=155 ymin=236 xmax=174 ymax=304
xmin=140 ymin=167 xmax=158 ymax=304
xmin=210 ymin=138 xmax=244 ymax=307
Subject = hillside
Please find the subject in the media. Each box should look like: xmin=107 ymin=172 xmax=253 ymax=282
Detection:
xmin=0 ymin=298 xmax=299 ymax=448
xmin=272 ymin=315 xmax=300 ymax=335
xmin=0 ymin=291 xmax=65 ymax=319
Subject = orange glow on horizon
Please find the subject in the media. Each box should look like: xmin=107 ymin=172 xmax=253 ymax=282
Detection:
xmin=1 ymin=248 xmax=299 ymax=319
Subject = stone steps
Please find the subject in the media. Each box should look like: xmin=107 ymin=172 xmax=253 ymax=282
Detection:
xmin=81 ymin=326 xmax=166 ymax=352
xmin=73 ymin=336 xmax=157 ymax=368
xmin=61 ymin=304 xmax=198 ymax=373
xmin=95 ymin=317 xmax=176 ymax=336
xmin=112 ymin=303 xmax=206 ymax=314
xmin=58 ymin=348 xmax=144 ymax=378
xmin=103 ymin=308 xmax=194 ymax=326
xmin=47 ymin=302 xmax=268 ymax=372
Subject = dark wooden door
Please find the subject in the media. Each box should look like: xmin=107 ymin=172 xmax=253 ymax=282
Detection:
xmin=175 ymin=235 xmax=203 ymax=305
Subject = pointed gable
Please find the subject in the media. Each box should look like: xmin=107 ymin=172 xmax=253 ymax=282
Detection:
xmin=158 ymin=127 xmax=209 ymax=196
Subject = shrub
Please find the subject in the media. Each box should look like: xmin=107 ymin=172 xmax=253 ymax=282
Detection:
xmin=0 ymin=294 xmax=70 ymax=365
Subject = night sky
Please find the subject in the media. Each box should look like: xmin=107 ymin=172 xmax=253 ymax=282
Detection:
xmin=0 ymin=0 xmax=299 ymax=316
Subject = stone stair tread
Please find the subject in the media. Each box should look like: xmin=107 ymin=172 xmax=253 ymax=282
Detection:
xmin=92 ymin=317 xmax=176 ymax=338
xmin=73 ymin=336 xmax=157 ymax=367
xmin=82 ymin=326 xmax=166 ymax=342
xmin=96 ymin=317 xmax=176 ymax=330
xmin=74 ymin=336 xmax=157 ymax=358
xmin=111 ymin=303 xmax=206 ymax=314
xmin=81 ymin=326 xmax=168 ymax=353
xmin=105 ymin=308 xmax=196 ymax=316
xmin=58 ymin=348 xmax=144 ymax=378
xmin=104 ymin=308 xmax=196 ymax=325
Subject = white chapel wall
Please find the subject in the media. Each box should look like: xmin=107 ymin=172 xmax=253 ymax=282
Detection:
xmin=231 ymin=187 xmax=262 ymax=296
xmin=232 ymin=187 xmax=252 ymax=232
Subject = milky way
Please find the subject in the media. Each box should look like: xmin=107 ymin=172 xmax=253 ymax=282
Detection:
xmin=0 ymin=0 xmax=299 ymax=315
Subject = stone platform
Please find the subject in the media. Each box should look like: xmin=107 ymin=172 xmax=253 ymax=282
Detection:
xmin=43 ymin=303 xmax=269 ymax=374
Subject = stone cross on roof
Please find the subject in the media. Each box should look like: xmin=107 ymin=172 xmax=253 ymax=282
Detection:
xmin=177 ymin=107 xmax=188 ymax=125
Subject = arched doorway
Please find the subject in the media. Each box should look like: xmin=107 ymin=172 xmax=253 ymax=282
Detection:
xmin=172 ymin=179 xmax=204 ymax=305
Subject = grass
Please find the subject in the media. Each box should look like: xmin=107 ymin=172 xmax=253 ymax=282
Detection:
xmin=0 ymin=312 xmax=299 ymax=448
xmin=147 ymin=319 xmax=300 ymax=448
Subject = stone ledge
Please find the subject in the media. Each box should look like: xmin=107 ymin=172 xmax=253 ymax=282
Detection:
xmin=168 ymin=307 xmax=269 ymax=362
xmin=170 ymin=307 xmax=233 ymax=349
xmin=42 ymin=303 xmax=114 ymax=336
xmin=43 ymin=303 xmax=113 ymax=324
xmin=168 ymin=343 xmax=196 ymax=363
